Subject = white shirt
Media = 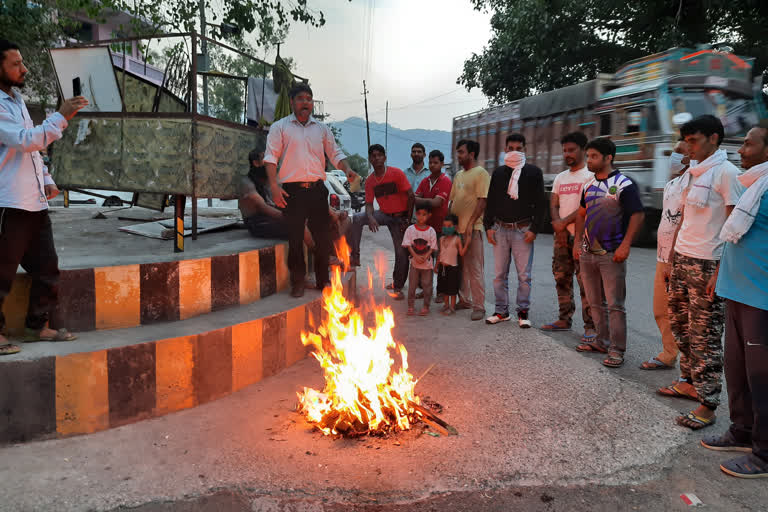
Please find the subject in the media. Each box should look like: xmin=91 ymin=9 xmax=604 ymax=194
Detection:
xmin=401 ymin=224 xmax=437 ymax=270
xmin=675 ymin=160 xmax=744 ymax=261
xmin=0 ymin=89 xmax=66 ymax=211
xmin=263 ymin=114 xmax=346 ymax=183
xmin=656 ymin=174 xmax=685 ymax=263
xmin=552 ymin=165 xmax=592 ymax=235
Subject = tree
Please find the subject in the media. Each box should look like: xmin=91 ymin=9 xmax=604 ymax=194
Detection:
xmin=460 ymin=0 xmax=768 ymax=104
xmin=345 ymin=153 xmax=370 ymax=179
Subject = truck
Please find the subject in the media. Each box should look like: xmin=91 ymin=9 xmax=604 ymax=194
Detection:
xmin=451 ymin=45 xmax=768 ymax=242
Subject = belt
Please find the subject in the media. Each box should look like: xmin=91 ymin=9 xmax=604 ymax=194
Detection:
xmin=498 ymin=218 xmax=531 ymax=229
xmin=283 ymin=180 xmax=322 ymax=189
xmin=388 ymin=211 xmax=409 ymax=218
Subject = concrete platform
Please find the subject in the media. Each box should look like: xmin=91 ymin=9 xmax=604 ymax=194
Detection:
xmin=2 ymin=207 xmax=290 ymax=335
xmin=0 ymin=271 xmax=356 ymax=444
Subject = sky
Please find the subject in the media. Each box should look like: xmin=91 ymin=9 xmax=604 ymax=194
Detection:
xmin=269 ymin=0 xmax=492 ymax=132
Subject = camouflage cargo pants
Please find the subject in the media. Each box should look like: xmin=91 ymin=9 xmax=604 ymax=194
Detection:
xmin=552 ymin=231 xmax=594 ymax=330
xmin=668 ymin=253 xmax=725 ymax=409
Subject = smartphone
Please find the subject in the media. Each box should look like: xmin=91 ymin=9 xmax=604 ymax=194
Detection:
xmin=72 ymin=77 xmax=81 ymax=97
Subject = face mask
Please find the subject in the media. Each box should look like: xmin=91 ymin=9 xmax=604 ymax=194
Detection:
xmin=442 ymin=226 xmax=456 ymax=236
xmin=669 ymin=152 xmax=686 ymax=174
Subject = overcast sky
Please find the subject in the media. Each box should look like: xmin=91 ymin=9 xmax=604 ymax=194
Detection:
xmin=270 ymin=0 xmax=491 ymax=132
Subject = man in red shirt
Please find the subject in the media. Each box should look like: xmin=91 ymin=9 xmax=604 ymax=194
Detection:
xmin=348 ymin=144 xmax=415 ymax=299
xmin=415 ymin=149 xmax=452 ymax=233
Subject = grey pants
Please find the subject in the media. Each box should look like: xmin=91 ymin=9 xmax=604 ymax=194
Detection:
xmin=579 ymin=251 xmax=627 ymax=353
xmin=408 ymin=267 xmax=433 ymax=308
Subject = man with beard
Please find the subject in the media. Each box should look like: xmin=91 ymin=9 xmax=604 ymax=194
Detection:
xmin=541 ymin=132 xmax=595 ymax=339
xmin=0 ymin=40 xmax=88 ymax=355
xmin=265 ymin=83 xmax=359 ymax=297
xmin=404 ymin=143 xmax=429 ymax=195
xmin=573 ymin=137 xmax=644 ymax=369
xmin=703 ymin=122 xmax=768 ymax=478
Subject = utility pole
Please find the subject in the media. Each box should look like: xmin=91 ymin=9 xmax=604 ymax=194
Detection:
xmin=200 ymin=0 xmax=208 ymax=116
xmin=385 ymin=100 xmax=388 ymax=155
xmin=362 ymin=80 xmax=371 ymax=150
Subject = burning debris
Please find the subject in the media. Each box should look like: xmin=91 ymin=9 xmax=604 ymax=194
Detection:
xmin=296 ymin=240 xmax=456 ymax=438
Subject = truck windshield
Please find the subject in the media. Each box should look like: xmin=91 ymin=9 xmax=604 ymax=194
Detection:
xmin=672 ymin=91 xmax=758 ymax=137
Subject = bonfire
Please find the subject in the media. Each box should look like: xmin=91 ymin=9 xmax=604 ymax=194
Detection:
xmin=296 ymin=240 xmax=421 ymax=436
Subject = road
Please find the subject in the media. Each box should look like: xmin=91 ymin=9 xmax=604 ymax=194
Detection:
xmin=0 ymin=230 xmax=766 ymax=512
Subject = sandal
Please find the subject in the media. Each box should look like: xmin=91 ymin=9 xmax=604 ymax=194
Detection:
xmin=419 ymin=307 xmax=429 ymax=316
xmin=640 ymin=357 xmax=674 ymax=370
xmin=581 ymin=331 xmax=597 ymax=343
xmin=407 ymin=307 xmax=416 ymax=316
xmin=0 ymin=343 xmax=21 ymax=356
xmin=441 ymin=308 xmax=455 ymax=316
xmin=677 ymin=411 xmax=716 ymax=430
xmin=23 ymin=327 xmax=78 ymax=342
xmin=540 ymin=321 xmax=570 ymax=332
xmin=602 ymin=352 xmax=624 ymax=368
xmin=657 ymin=383 xmax=698 ymax=401
xmin=575 ymin=341 xmax=608 ymax=353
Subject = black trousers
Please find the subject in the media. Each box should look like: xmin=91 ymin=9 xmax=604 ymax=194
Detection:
xmin=0 ymin=208 xmax=60 ymax=331
xmin=725 ymin=299 xmax=768 ymax=463
xmin=283 ymin=182 xmax=331 ymax=287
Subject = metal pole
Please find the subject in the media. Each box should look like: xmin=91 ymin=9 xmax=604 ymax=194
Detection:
xmin=385 ymin=100 xmax=388 ymax=155
xmin=191 ymin=31 xmax=198 ymax=240
xmin=200 ymin=0 xmax=208 ymax=117
xmin=363 ymin=80 xmax=370 ymax=150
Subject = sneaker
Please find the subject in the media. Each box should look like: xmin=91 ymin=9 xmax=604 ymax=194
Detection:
xmin=701 ymin=432 xmax=752 ymax=453
xmin=486 ymin=313 xmax=510 ymax=324
xmin=518 ymin=310 xmax=532 ymax=328
xmin=470 ymin=310 xmax=486 ymax=321
xmin=720 ymin=454 xmax=768 ymax=479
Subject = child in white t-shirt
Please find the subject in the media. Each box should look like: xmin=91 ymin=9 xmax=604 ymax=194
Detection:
xmin=402 ymin=205 xmax=437 ymax=315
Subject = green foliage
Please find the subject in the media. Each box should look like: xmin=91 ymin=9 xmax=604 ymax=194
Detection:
xmin=345 ymin=152 xmax=370 ymax=179
xmin=460 ymin=0 xmax=768 ymax=104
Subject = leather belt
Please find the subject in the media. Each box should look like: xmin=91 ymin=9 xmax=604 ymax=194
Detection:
xmin=498 ymin=218 xmax=531 ymax=229
xmin=284 ymin=180 xmax=321 ymax=189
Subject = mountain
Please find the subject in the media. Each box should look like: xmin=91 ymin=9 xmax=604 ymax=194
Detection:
xmin=331 ymin=117 xmax=452 ymax=171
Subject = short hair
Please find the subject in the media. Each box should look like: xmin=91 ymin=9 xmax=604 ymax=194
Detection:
xmin=368 ymin=143 xmax=386 ymax=156
xmin=288 ymin=82 xmax=313 ymax=99
xmin=415 ymin=203 xmax=432 ymax=213
xmin=456 ymin=139 xmax=480 ymax=160
xmin=560 ymin=131 xmax=588 ymax=149
xmin=444 ymin=213 xmax=459 ymax=225
xmin=751 ymin=120 xmax=768 ymax=147
xmin=411 ymin=143 xmax=425 ymax=153
xmin=585 ymin=137 xmax=616 ymax=159
xmin=0 ymin=39 xmax=20 ymax=65
xmin=428 ymin=149 xmax=444 ymax=162
xmin=505 ymin=133 xmax=526 ymax=146
xmin=681 ymin=115 xmax=725 ymax=146
xmin=248 ymin=148 xmax=263 ymax=164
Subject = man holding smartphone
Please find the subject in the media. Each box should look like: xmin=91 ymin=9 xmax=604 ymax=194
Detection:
xmin=0 ymin=39 xmax=88 ymax=355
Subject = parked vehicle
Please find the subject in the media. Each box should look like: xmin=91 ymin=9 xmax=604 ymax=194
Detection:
xmin=324 ymin=174 xmax=352 ymax=212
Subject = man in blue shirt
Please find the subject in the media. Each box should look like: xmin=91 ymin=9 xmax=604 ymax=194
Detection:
xmin=0 ymin=39 xmax=88 ymax=355
xmin=572 ymin=137 xmax=644 ymax=369
xmin=701 ymin=123 xmax=768 ymax=478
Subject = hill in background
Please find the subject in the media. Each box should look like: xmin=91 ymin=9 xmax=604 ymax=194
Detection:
xmin=331 ymin=117 xmax=452 ymax=171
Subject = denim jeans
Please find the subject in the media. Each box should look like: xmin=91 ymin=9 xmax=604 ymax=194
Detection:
xmin=579 ymin=251 xmax=627 ymax=353
xmin=492 ymin=224 xmax=534 ymax=315
xmin=348 ymin=210 xmax=409 ymax=290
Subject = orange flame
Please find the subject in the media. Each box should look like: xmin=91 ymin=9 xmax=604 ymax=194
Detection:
xmin=297 ymin=239 xmax=419 ymax=436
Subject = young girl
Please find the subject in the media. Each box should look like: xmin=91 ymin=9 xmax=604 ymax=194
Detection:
xmin=435 ymin=214 xmax=469 ymax=315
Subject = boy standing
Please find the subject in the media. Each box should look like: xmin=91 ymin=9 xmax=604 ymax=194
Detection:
xmin=573 ymin=138 xmax=645 ymax=368
xmin=402 ymin=204 xmax=437 ymax=315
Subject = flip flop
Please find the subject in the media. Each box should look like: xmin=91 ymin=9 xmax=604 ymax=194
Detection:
xmin=640 ymin=357 xmax=674 ymax=370
xmin=407 ymin=307 xmax=416 ymax=316
xmin=657 ymin=383 xmax=698 ymax=401
xmin=23 ymin=328 xmax=78 ymax=342
xmin=581 ymin=332 xmax=597 ymax=342
xmin=0 ymin=343 xmax=21 ymax=356
xmin=419 ymin=308 xmax=429 ymax=316
xmin=575 ymin=341 xmax=608 ymax=353
xmin=602 ymin=352 xmax=624 ymax=368
xmin=676 ymin=411 xmax=716 ymax=430
xmin=540 ymin=322 xmax=571 ymax=332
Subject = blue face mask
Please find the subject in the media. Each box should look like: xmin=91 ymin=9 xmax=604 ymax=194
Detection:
xmin=442 ymin=226 xmax=456 ymax=236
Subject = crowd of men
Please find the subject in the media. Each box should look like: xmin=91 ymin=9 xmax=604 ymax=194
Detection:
xmin=1 ymin=38 xmax=765 ymax=479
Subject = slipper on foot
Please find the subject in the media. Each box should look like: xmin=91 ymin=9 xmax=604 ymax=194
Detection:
xmin=575 ymin=342 xmax=608 ymax=353
xmin=676 ymin=411 xmax=716 ymax=430
xmin=540 ymin=322 xmax=570 ymax=332
xmin=0 ymin=343 xmax=21 ymax=355
xmin=640 ymin=357 xmax=675 ymax=370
